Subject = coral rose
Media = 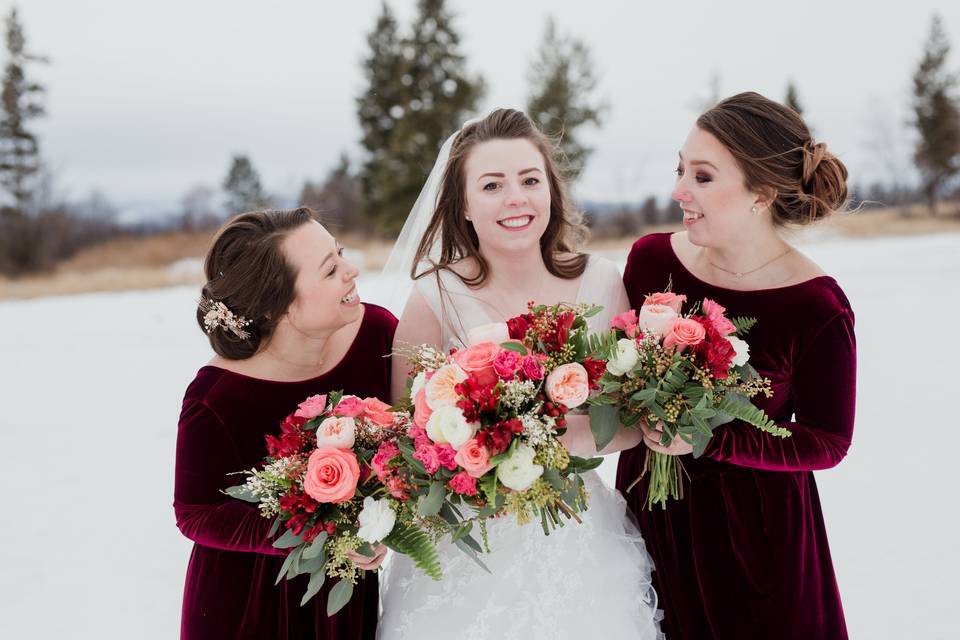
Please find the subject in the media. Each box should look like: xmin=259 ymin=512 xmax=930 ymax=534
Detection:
xmin=294 ymin=394 xmax=328 ymax=419
xmin=332 ymin=395 xmax=364 ymax=418
xmin=303 ymin=447 xmax=360 ymax=504
xmin=454 ymin=438 xmax=494 ymax=478
xmin=663 ymin=317 xmax=706 ymax=352
xmin=452 ymin=342 xmax=500 ymax=386
xmin=362 ymin=397 xmax=395 ymax=428
xmin=643 ymin=291 xmax=687 ymax=313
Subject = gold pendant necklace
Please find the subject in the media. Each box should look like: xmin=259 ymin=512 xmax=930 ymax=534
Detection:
xmin=707 ymin=247 xmax=793 ymax=280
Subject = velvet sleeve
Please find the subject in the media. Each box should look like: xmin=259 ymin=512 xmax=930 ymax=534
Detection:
xmin=702 ymin=309 xmax=856 ymax=471
xmin=173 ymin=399 xmax=284 ymax=555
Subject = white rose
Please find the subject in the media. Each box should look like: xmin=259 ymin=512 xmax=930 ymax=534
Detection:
xmin=315 ymin=416 xmax=356 ymax=449
xmin=426 ymin=404 xmax=477 ymax=449
xmin=606 ymin=338 xmax=640 ymax=377
xmin=357 ymin=497 xmax=396 ymax=543
xmin=467 ymin=322 xmax=510 ymax=346
xmin=727 ymin=336 xmax=750 ymax=367
xmin=409 ymin=371 xmax=427 ymax=402
xmin=497 ymin=444 xmax=544 ymax=492
xmin=638 ymin=304 xmax=677 ymax=338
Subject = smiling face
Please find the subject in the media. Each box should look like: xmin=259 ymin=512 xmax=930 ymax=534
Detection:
xmin=672 ymin=126 xmax=771 ymax=248
xmin=278 ymin=220 xmax=362 ymax=335
xmin=462 ymin=138 xmax=551 ymax=256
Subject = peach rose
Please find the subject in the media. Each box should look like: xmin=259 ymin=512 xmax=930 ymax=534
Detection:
xmin=413 ymin=387 xmax=433 ymax=428
xmin=362 ymin=397 xmax=395 ymax=428
xmin=466 ymin=322 xmax=510 ymax=346
xmin=452 ymin=342 xmax=500 ymax=386
xmin=643 ymin=291 xmax=687 ymax=314
xmin=544 ymin=362 xmax=591 ymax=409
xmin=454 ymin=438 xmax=494 ymax=478
xmin=638 ymin=304 xmax=678 ymax=338
xmin=663 ymin=317 xmax=706 ymax=352
xmin=425 ymin=363 xmax=468 ymax=409
xmin=303 ymin=447 xmax=360 ymax=504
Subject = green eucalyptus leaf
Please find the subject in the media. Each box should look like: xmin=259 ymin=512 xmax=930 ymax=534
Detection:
xmin=326 ymin=578 xmax=355 ymax=617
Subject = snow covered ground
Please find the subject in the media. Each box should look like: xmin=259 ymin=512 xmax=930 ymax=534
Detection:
xmin=1 ymin=232 xmax=958 ymax=638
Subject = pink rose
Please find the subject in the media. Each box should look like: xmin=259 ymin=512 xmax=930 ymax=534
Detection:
xmin=492 ymin=349 xmax=523 ymax=380
xmin=303 ymin=447 xmax=360 ymax=504
xmin=371 ymin=441 xmax=400 ymax=480
xmin=454 ymin=438 xmax=493 ymax=478
xmin=610 ymin=310 xmax=641 ymax=338
xmin=413 ymin=387 xmax=433 ymax=428
xmin=362 ymin=397 xmax=396 ymax=428
xmin=413 ymin=441 xmax=441 ymax=474
xmin=452 ymin=342 xmax=501 ymax=386
xmin=315 ymin=415 xmax=356 ymax=449
xmin=702 ymin=298 xmax=737 ymax=336
xmin=448 ymin=471 xmax=478 ymax=496
xmin=333 ymin=395 xmax=364 ymax=418
xmin=294 ymin=394 xmax=328 ymax=419
xmin=643 ymin=291 xmax=687 ymax=314
xmin=544 ymin=362 xmax=591 ymax=409
xmin=436 ymin=443 xmax=458 ymax=471
xmin=663 ymin=317 xmax=707 ymax=352
xmin=466 ymin=322 xmax=510 ymax=346
xmin=520 ymin=354 xmax=546 ymax=381
xmin=408 ymin=422 xmax=429 ymax=444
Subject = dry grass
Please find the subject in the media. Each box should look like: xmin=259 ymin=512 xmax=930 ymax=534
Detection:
xmin=3 ymin=205 xmax=958 ymax=301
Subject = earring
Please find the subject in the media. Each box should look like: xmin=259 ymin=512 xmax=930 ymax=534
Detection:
xmin=465 ymin=216 xmax=472 ymax=221
xmin=751 ymin=206 xmax=759 ymax=215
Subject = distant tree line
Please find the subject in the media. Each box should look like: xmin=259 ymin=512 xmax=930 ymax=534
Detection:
xmin=1 ymin=5 xmax=958 ymax=276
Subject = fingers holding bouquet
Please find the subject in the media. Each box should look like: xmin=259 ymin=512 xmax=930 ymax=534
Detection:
xmin=637 ymin=418 xmax=693 ymax=456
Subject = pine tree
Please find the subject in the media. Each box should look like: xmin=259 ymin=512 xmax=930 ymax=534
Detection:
xmin=912 ymin=14 xmax=960 ymax=214
xmin=784 ymin=81 xmax=804 ymax=115
xmin=222 ymin=154 xmax=268 ymax=215
xmin=0 ymin=7 xmax=47 ymax=211
xmin=356 ymin=2 xmax=406 ymax=234
xmin=526 ymin=17 xmax=605 ymax=181
xmin=357 ymin=0 xmax=484 ymax=235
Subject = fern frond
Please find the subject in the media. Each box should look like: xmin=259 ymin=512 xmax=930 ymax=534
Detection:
xmin=384 ymin=522 xmax=443 ymax=580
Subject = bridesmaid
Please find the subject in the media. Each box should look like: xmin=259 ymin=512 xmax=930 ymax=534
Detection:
xmin=617 ymin=92 xmax=856 ymax=639
xmin=174 ymin=208 xmax=394 ymax=639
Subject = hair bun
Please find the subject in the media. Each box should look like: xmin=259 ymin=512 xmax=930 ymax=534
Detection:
xmin=801 ymin=141 xmax=828 ymax=185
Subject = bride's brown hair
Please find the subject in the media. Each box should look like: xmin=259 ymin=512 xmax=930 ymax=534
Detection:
xmin=411 ymin=108 xmax=589 ymax=286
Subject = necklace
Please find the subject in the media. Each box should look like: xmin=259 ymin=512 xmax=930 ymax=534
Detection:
xmin=706 ymin=246 xmax=794 ymax=280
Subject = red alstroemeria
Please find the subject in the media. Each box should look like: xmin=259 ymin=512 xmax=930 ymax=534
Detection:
xmin=581 ymin=357 xmax=607 ymax=390
xmin=506 ymin=314 xmax=531 ymax=340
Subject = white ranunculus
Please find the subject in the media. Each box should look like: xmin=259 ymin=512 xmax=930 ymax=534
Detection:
xmin=425 ymin=404 xmax=476 ymax=449
xmin=606 ymin=338 xmax=640 ymax=377
xmin=497 ymin=444 xmax=544 ymax=492
xmin=409 ymin=371 xmax=427 ymax=402
xmin=314 ymin=416 xmax=356 ymax=449
xmin=727 ymin=336 xmax=750 ymax=367
xmin=357 ymin=497 xmax=396 ymax=543
xmin=638 ymin=304 xmax=678 ymax=337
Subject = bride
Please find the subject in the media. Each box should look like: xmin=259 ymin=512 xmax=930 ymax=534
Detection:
xmin=377 ymin=109 xmax=663 ymax=639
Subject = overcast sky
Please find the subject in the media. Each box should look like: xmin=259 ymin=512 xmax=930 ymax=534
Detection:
xmin=9 ymin=0 xmax=960 ymax=221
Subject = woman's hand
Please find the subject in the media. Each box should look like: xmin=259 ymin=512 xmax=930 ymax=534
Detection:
xmin=347 ymin=543 xmax=388 ymax=571
xmin=638 ymin=418 xmax=693 ymax=456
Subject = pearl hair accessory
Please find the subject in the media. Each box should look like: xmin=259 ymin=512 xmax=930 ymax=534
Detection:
xmin=199 ymin=298 xmax=253 ymax=340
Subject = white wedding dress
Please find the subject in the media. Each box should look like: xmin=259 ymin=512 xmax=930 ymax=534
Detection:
xmin=378 ymin=255 xmax=664 ymax=640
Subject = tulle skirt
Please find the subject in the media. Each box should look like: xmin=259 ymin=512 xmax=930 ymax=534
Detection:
xmin=378 ymin=471 xmax=663 ymax=640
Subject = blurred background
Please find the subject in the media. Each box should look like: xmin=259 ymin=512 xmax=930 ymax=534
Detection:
xmin=1 ymin=1 xmax=959 ymax=638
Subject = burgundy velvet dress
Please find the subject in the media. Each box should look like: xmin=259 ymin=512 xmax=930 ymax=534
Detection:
xmin=616 ymin=233 xmax=856 ymax=640
xmin=174 ymin=303 xmax=397 ymax=640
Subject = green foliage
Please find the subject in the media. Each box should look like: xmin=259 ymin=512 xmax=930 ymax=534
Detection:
xmin=526 ymin=17 xmax=605 ymax=180
xmin=912 ymin=14 xmax=960 ymax=213
xmin=588 ymin=403 xmax=619 ymax=450
xmin=326 ymin=578 xmax=355 ymax=616
xmin=730 ymin=316 xmax=757 ymax=335
xmin=300 ymin=570 xmax=326 ymax=607
xmin=583 ymin=329 xmax=618 ymax=359
xmin=224 ymin=483 xmax=259 ymax=503
xmin=272 ymin=528 xmax=305 ymax=550
xmin=357 ymin=0 xmax=484 ymax=234
xmin=417 ymin=480 xmax=445 ymax=516
xmin=384 ymin=521 xmax=443 ymax=580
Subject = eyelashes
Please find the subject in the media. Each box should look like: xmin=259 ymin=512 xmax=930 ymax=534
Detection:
xmin=675 ymin=166 xmax=712 ymax=184
xmin=482 ymin=177 xmax=541 ymax=191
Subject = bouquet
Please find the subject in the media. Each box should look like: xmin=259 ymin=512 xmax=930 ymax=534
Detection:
xmin=388 ymin=302 xmax=607 ymax=550
xmin=586 ymin=290 xmax=791 ymax=510
xmin=225 ymin=391 xmax=441 ymax=615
